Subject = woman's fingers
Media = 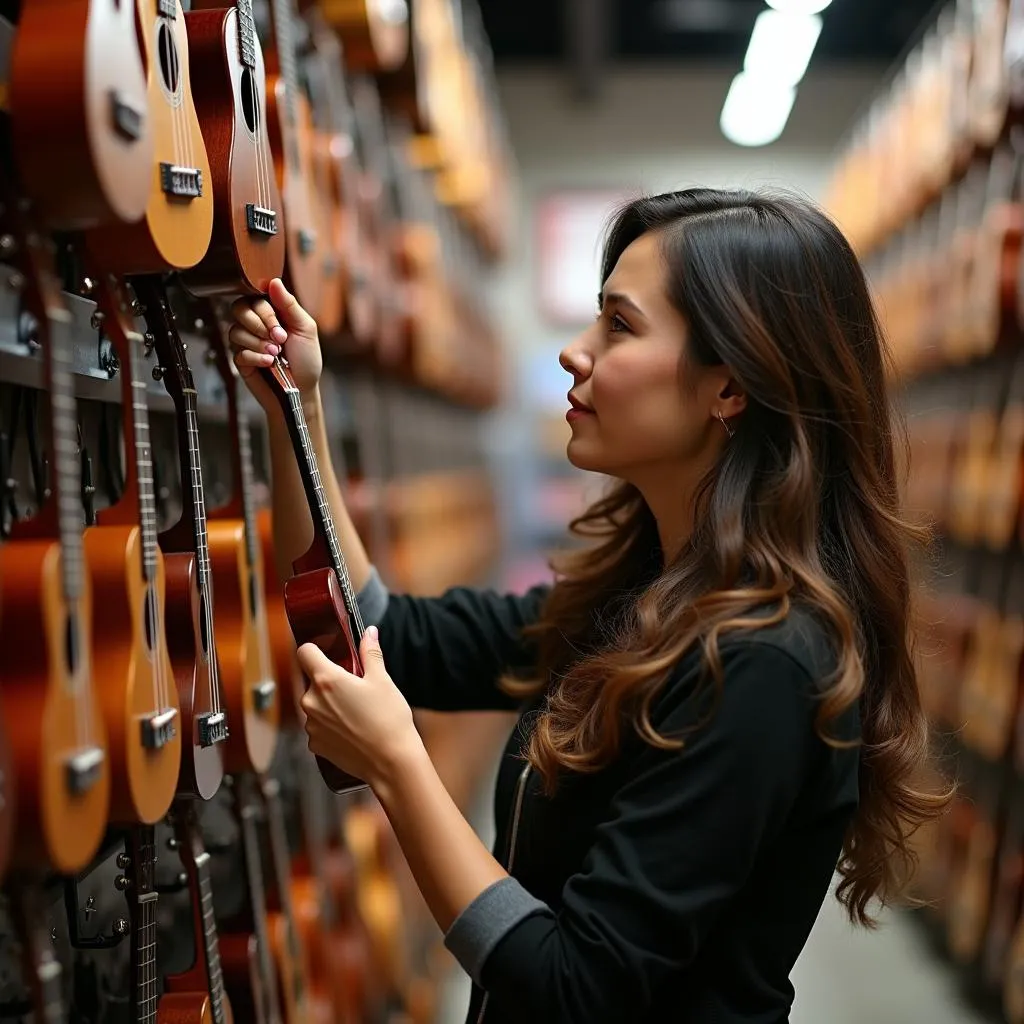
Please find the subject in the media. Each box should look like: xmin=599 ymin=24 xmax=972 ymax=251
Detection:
xmin=229 ymin=295 xmax=288 ymax=346
xmin=228 ymin=322 xmax=279 ymax=356
xmin=268 ymin=278 xmax=316 ymax=335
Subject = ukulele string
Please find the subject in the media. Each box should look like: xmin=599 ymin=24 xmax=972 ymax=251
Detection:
xmin=162 ymin=11 xmax=184 ymax=191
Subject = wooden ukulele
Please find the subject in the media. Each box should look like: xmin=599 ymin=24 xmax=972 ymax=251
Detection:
xmin=982 ymin=792 xmax=1024 ymax=992
xmin=0 ymin=182 xmax=109 ymax=873
xmin=86 ymin=0 xmax=214 ymax=273
xmin=180 ymin=0 xmax=285 ymax=296
xmin=984 ymin=354 xmax=1024 ymax=551
xmin=204 ymin=314 xmax=280 ymax=775
xmin=81 ymin=273 xmax=182 ymax=824
xmin=314 ymin=0 xmax=409 ymax=73
xmin=290 ymin=743 xmax=375 ymax=1022
xmin=265 ymin=0 xmax=329 ymax=321
xmin=133 ymin=276 xmax=228 ymax=800
xmin=258 ymin=507 xmax=304 ymax=726
xmin=258 ymin=355 xmax=368 ymax=794
xmin=124 ymin=824 xmax=161 ymax=1022
xmin=219 ymin=773 xmax=282 ymax=1024
xmin=304 ymin=15 xmax=380 ymax=348
xmin=163 ymin=799 xmax=236 ymax=1022
xmin=9 ymin=0 xmax=152 ymax=229
xmin=261 ymin=774 xmax=315 ymax=1024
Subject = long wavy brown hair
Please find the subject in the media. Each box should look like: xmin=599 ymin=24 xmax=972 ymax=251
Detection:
xmin=505 ymin=188 xmax=949 ymax=927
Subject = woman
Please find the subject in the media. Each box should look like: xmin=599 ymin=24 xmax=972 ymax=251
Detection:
xmin=229 ymin=188 xmax=948 ymax=1023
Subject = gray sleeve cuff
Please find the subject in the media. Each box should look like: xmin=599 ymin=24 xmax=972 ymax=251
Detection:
xmin=444 ymin=877 xmax=550 ymax=985
xmin=356 ymin=566 xmax=390 ymax=627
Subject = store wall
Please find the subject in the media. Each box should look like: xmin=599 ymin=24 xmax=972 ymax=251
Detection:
xmin=482 ymin=64 xmax=886 ymax=573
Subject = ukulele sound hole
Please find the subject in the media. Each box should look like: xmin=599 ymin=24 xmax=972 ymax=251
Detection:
xmin=248 ymin=572 xmax=259 ymax=622
xmin=64 ymin=611 xmax=80 ymax=677
xmin=158 ymin=24 xmax=181 ymax=99
xmin=240 ymin=67 xmax=259 ymax=135
xmin=143 ymin=588 xmax=157 ymax=654
xmin=198 ymin=591 xmax=210 ymax=657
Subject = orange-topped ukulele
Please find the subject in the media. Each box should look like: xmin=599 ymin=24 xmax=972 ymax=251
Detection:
xmin=81 ymin=274 xmax=183 ymax=825
xmin=86 ymin=0 xmax=214 ymax=272
xmin=0 ymin=177 xmax=110 ymax=875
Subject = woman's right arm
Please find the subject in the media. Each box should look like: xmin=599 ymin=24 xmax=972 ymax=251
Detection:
xmin=228 ymin=279 xmax=543 ymax=712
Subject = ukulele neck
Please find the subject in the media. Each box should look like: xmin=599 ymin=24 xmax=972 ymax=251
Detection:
xmin=129 ymin=825 xmax=160 ymax=1024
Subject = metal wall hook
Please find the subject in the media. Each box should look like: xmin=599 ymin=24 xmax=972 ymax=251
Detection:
xmin=61 ymin=878 xmax=128 ymax=952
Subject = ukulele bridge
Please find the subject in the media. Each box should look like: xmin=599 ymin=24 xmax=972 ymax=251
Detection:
xmin=251 ymin=680 xmax=276 ymax=712
xmin=109 ymin=91 xmax=144 ymax=142
xmin=160 ymin=164 xmax=203 ymax=200
xmin=197 ymin=711 xmax=228 ymax=747
xmin=140 ymin=707 xmax=179 ymax=750
xmin=64 ymin=746 xmax=105 ymax=795
xmin=246 ymin=204 xmax=278 ymax=237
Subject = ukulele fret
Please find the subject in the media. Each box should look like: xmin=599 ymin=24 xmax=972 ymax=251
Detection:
xmin=156 ymin=0 xmax=175 ymax=16
xmin=129 ymin=826 xmax=160 ymax=1024
xmin=235 ymin=0 xmax=257 ymax=70
xmin=235 ymin=407 xmax=260 ymax=573
xmin=131 ymin=376 xmax=160 ymax=583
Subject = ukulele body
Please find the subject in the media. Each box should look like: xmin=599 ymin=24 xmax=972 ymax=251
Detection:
xmin=182 ymin=7 xmax=285 ymax=296
xmin=161 ymin=549 xmax=225 ymax=799
xmin=0 ymin=539 xmax=109 ymax=872
xmin=159 ymin=987 xmax=232 ymax=1024
xmin=282 ymin=565 xmax=366 ymax=793
xmin=84 ymin=523 xmax=182 ymax=823
xmin=265 ymin=74 xmax=326 ymax=320
xmin=10 ymin=0 xmax=152 ymax=228
xmin=207 ymin=519 xmax=279 ymax=774
xmin=87 ymin=0 xmax=214 ymax=272
xmin=267 ymin=905 xmax=314 ymax=1024
xmin=219 ymin=933 xmax=269 ymax=1024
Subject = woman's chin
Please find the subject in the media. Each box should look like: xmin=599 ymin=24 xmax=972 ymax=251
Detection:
xmin=565 ymin=437 xmax=605 ymax=473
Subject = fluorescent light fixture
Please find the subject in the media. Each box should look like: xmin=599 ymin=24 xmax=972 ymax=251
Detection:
xmin=744 ymin=9 xmax=823 ymax=87
xmin=765 ymin=0 xmax=833 ymax=13
xmin=720 ymin=71 xmax=797 ymax=147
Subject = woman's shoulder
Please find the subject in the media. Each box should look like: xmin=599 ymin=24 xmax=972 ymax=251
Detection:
xmin=717 ymin=601 xmax=839 ymax=690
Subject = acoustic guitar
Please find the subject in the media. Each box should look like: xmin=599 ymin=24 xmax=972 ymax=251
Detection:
xmin=162 ymin=798 xmax=236 ymax=1022
xmin=204 ymin=314 xmax=279 ymax=776
xmin=0 ymin=180 xmax=109 ymax=873
xmin=265 ymin=0 xmax=329 ymax=320
xmin=9 ymin=0 xmax=152 ymax=229
xmin=258 ymin=355 xmax=368 ymax=794
xmin=81 ymin=273 xmax=183 ymax=825
xmin=181 ymin=0 xmax=286 ymax=296
xmin=86 ymin=0 xmax=214 ymax=273
xmin=219 ymin=773 xmax=282 ymax=1024
xmin=133 ymin=276 xmax=228 ymax=800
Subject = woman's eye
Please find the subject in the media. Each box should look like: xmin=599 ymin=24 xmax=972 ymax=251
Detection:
xmin=608 ymin=314 xmax=630 ymax=333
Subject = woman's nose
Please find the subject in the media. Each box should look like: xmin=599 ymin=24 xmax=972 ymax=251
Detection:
xmin=559 ymin=340 xmax=593 ymax=378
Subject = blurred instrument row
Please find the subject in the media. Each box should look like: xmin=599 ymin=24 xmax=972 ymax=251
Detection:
xmin=0 ymin=0 xmax=511 ymax=1018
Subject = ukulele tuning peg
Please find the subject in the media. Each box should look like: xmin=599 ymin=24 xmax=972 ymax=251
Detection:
xmin=143 ymin=332 xmax=156 ymax=354
xmin=152 ymin=366 xmax=165 ymax=382
xmin=0 ymin=234 xmax=16 ymax=255
xmin=114 ymin=875 xmax=130 ymax=892
xmin=115 ymin=852 xmax=131 ymax=869
xmin=166 ymin=836 xmax=180 ymax=851
xmin=79 ymin=277 xmax=94 ymax=297
xmin=90 ymin=311 xmax=105 ymax=330
xmin=131 ymin=300 xmax=145 ymax=316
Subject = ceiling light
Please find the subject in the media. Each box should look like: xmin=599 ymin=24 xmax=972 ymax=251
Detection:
xmin=744 ymin=9 xmax=823 ymax=87
xmin=720 ymin=71 xmax=797 ymax=147
xmin=765 ymin=0 xmax=833 ymax=13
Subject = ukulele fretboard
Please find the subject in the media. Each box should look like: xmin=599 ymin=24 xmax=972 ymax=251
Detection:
xmin=130 ymin=826 xmax=159 ymax=1024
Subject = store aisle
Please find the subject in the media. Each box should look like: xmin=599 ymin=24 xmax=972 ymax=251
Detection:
xmin=437 ymin=892 xmax=991 ymax=1023
xmin=791 ymin=897 xmax=986 ymax=1024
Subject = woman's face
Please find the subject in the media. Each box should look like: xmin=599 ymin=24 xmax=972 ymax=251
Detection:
xmin=559 ymin=231 xmax=736 ymax=484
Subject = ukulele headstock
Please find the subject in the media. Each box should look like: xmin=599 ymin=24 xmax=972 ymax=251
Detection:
xmin=260 ymin=354 xmax=299 ymax=398
xmin=132 ymin=277 xmax=195 ymax=402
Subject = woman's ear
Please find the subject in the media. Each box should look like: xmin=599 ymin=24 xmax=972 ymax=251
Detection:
xmin=717 ymin=376 xmax=747 ymax=419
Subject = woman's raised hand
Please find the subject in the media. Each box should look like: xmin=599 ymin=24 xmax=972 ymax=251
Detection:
xmin=228 ymin=277 xmax=323 ymax=412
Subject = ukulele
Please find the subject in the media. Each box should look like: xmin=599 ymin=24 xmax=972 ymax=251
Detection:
xmin=258 ymin=507 xmax=304 ymax=725
xmin=81 ymin=273 xmax=182 ymax=825
xmin=163 ymin=799 xmax=236 ymax=1022
xmin=0 ymin=182 xmax=109 ymax=873
xmin=219 ymin=773 xmax=282 ymax=1024
xmin=181 ymin=0 xmax=286 ymax=296
xmin=261 ymin=774 xmax=315 ymax=1024
xmin=204 ymin=314 xmax=279 ymax=776
xmin=265 ymin=0 xmax=329 ymax=320
xmin=9 ymin=0 xmax=152 ymax=229
xmin=314 ymin=0 xmax=409 ymax=73
xmin=971 ymin=0 xmax=1012 ymax=150
xmin=9 ymin=886 xmax=67 ymax=1024
xmin=258 ymin=355 xmax=367 ymax=794
xmin=290 ymin=742 xmax=375 ymax=1021
xmin=304 ymin=16 xmax=380 ymax=348
xmin=133 ymin=276 xmax=228 ymax=800
xmin=86 ymin=0 xmax=215 ymax=273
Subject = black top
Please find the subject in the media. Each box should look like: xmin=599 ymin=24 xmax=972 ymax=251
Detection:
xmin=377 ymin=584 xmax=861 ymax=1024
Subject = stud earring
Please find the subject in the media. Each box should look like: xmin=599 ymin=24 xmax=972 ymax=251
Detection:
xmin=717 ymin=411 xmax=735 ymax=439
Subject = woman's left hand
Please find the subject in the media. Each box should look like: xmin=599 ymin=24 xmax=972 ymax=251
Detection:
xmin=296 ymin=626 xmax=421 ymax=788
